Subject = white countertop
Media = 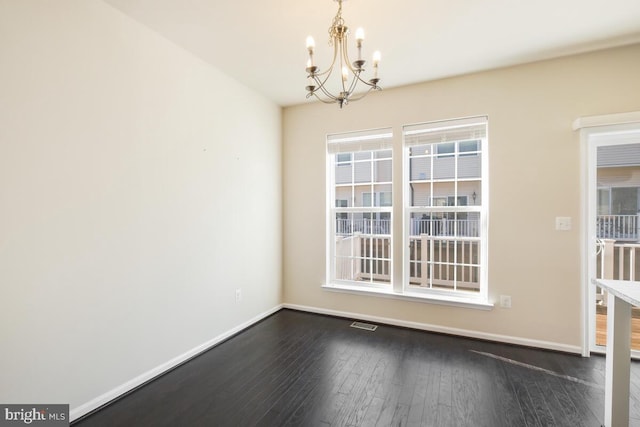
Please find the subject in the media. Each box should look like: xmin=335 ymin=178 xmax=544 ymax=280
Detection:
xmin=592 ymin=278 xmax=640 ymax=307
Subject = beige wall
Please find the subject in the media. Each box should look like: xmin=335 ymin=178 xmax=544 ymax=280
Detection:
xmin=283 ymin=44 xmax=640 ymax=350
xmin=0 ymin=0 xmax=282 ymax=416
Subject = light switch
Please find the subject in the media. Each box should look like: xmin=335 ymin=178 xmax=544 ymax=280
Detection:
xmin=555 ymin=216 xmax=572 ymax=231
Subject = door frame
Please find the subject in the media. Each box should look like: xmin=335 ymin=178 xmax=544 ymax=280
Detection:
xmin=575 ymin=111 xmax=640 ymax=357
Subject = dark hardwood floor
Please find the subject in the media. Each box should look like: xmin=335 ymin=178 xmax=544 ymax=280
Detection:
xmin=73 ymin=309 xmax=640 ymax=426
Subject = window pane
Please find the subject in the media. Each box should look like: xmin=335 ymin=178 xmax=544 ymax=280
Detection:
xmin=333 ymin=211 xmax=392 ymax=283
xmin=458 ymin=151 xmax=482 ymax=179
xmin=335 ymin=187 xmax=352 ymax=206
xmin=336 ymin=153 xmax=352 ymax=163
xmin=597 ymin=189 xmax=610 ymax=215
xmin=437 ymin=142 xmax=455 ymax=157
xmin=335 ymin=161 xmax=352 ymax=184
xmin=354 ymin=161 xmax=371 ymax=183
xmin=379 ymin=191 xmax=392 ymax=207
xmin=412 ymin=237 xmax=483 ymax=291
xmin=329 ymin=131 xmax=393 ymax=287
xmin=410 ymin=156 xmax=431 ymax=181
xmin=459 ymin=140 xmax=479 ymax=156
xmin=433 ymin=155 xmax=455 ymax=180
xmin=374 ymin=158 xmax=392 ymax=182
xmin=411 ymin=182 xmax=431 ymax=207
xmin=457 ymin=212 xmax=480 ymax=238
xmin=432 ymin=182 xmax=455 ymax=204
xmin=611 ymin=187 xmax=638 ymax=215
xmin=373 ymin=184 xmax=392 ymax=206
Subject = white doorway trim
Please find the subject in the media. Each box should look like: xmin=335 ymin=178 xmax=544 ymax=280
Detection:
xmin=575 ymin=111 xmax=640 ymax=357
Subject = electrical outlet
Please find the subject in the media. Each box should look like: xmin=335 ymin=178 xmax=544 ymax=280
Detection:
xmin=235 ymin=289 xmax=242 ymax=303
xmin=499 ymin=295 xmax=512 ymax=308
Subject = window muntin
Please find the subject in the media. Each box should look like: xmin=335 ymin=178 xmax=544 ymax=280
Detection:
xmin=404 ymin=117 xmax=487 ymax=300
xmin=328 ymin=129 xmax=393 ymax=287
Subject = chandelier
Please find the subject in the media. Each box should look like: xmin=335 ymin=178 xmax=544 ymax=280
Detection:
xmin=305 ymin=0 xmax=381 ymax=108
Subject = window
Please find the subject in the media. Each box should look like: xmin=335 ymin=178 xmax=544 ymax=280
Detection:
xmin=325 ymin=118 xmax=489 ymax=306
xmin=404 ymin=116 xmax=488 ymax=301
xmin=328 ymin=128 xmax=393 ymax=287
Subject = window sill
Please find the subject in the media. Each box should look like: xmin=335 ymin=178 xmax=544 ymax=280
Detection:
xmin=321 ymin=283 xmax=494 ymax=310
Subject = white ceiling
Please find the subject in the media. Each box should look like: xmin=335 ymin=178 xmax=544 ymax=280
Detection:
xmin=103 ymin=0 xmax=640 ymax=107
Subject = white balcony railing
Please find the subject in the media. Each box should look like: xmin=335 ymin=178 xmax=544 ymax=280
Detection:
xmin=336 ymin=218 xmax=390 ymax=236
xmin=334 ymin=217 xmax=480 ymax=291
xmin=597 ymin=214 xmax=640 ymax=241
xmin=334 ymin=233 xmax=391 ymax=282
xmin=335 ymin=217 xmax=480 ymax=238
xmin=336 ymin=215 xmax=637 ymax=240
xmin=410 ymin=217 xmax=479 ymax=238
xmin=595 ymin=239 xmax=640 ymax=306
xmin=597 ymin=240 xmax=640 ymax=282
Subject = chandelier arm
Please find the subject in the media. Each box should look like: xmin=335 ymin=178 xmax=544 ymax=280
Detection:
xmin=311 ymin=92 xmax=341 ymax=104
xmin=317 ymin=78 xmax=340 ymax=101
xmin=341 ymin=36 xmax=358 ymax=73
xmin=352 ymin=73 xmax=379 ymax=89
xmin=341 ymin=37 xmax=355 ymax=97
xmin=334 ymin=36 xmax=344 ymax=95
xmin=345 ymin=72 xmax=360 ymax=95
xmin=312 ymin=39 xmax=341 ymax=90
xmin=339 ymin=86 xmax=375 ymax=103
xmin=312 ymin=73 xmax=340 ymax=101
xmin=307 ymin=68 xmax=336 ymax=100
xmin=312 ymin=43 xmax=339 ymax=79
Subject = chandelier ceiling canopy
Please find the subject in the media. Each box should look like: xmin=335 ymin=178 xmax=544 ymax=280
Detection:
xmin=305 ymin=0 xmax=381 ymax=108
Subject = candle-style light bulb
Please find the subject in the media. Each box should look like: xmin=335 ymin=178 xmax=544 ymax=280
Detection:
xmin=306 ymin=36 xmax=315 ymax=50
xmin=372 ymin=50 xmax=381 ymax=78
xmin=306 ymin=36 xmax=315 ymax=68
xmin=342 ymin=66 xmax=349 ymax=82
xmin=373 ymin=50 xmax=381 ymax=66
xmin=355 ymin=28 xmax=364 ymax=61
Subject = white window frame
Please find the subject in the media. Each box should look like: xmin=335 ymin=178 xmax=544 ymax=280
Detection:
xmin=323 ymin=119 xmax=491 ymax=309
xmin=326 ymin=128 xmax=394 ymax=289
xmin=403 ymin=116 xmax=489 ymax=304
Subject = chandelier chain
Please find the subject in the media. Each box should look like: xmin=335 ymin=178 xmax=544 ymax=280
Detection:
xmin=328 ymin=0 xmax=345 ymax=46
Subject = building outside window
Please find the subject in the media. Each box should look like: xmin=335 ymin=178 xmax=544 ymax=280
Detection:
xmin=596 ymin=144 xmax=640 ymax=241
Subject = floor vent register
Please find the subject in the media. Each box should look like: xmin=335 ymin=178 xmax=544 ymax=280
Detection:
xmin=350 ymin=321 xmax=378 ymax=331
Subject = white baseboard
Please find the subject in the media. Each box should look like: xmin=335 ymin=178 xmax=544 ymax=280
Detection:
xmin=283 ymin=303 xmax=582 ymax=355
xmin=70 ymin=304 xmax=283 ymax=422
